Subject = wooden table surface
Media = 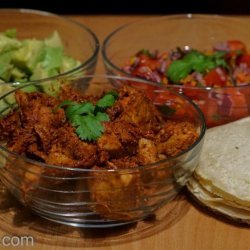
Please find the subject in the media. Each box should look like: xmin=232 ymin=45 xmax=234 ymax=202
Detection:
xmin=0 ymin=15 xmax=249 ymax=250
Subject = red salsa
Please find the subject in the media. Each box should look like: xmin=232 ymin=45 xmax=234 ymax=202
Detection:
xmin=124 ymin=40 xmax=250 ymax=87
xmin=123 ymin=41 xmax=250 ymax=127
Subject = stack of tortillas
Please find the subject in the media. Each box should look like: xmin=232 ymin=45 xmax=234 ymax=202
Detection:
xmin=187 ymin=116 xmax=250 ymax=224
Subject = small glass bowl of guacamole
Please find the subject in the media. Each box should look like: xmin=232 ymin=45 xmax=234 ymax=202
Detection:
xmin=0 ymin=9 xmax=99 ymax=88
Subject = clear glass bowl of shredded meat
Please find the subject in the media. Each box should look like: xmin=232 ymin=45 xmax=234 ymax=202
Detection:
xmin=102 ymin=14 xmax=250 ymax=127
xmin=0 ymin=75 xmax=206 ymax=228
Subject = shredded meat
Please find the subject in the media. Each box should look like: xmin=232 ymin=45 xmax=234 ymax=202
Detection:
xmin=97 ymin=120 xmax=141 ymax=158
xmin=138 ymin=138 xmax=160 ymax=165
xmin=45 ymin=125 xmax=97 ymax=169
xmin=156 ymin=120 xmax=199 ymax=157
xmin=0 ymin=86 xmax=198 ymax=170
xmin=59 ymin=85 xmax=98 ymax=103
xmin=0 ymin=84 xmax=199 ymax=220
xmin=117 ymin=85 xmax=164 ymax=132
xmin=0 ymin=111 xmax=21 ymax=140
xmin=89 ymin=165 xmax=143 ymax=220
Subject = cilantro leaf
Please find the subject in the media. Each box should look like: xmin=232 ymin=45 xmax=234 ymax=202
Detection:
xmin=74 ymin=114 xmax=104 ymax=141
xmin=96 ymin=112 xmax=110 ymax=122
xmin=53 ymin=100 xmax=76 ymax=113
xmin=107 ymin=90 xmax=119 ymax=99
xmin=58 ymin=91 xmax=117 ymax=141
xmin=167 ymin=50 xmax=228 ymax=83
xmin=56 ymin=100 xmax=76 ymax=108
xmin=211 ymin=51 xmax=228 ymax=69
xmin=70 ymin=113 xmax=84 ymax=127
xmin=84 ymin=115 xmax=105 ymax=139
xmin=74 ymin=115 xmax=91 ymax=141
xmin=184 ymin=51 xmax=219 ymax=73
xmin=212 ymin=51 xmax=227 ymax=58
xmin=96 ymin=92 xmax=118 ymax=109
xmin=70 ymin=113 xmax=106 ymax=141
xmin=166 ymin=60 xmax=192 ymax=83
xmin=65 ymin=102 xmax=94 ymax=117
xmin=184 ymin=51 xmax=204 ymax=64
xmin=192 ymin=56 xmax=215 ymax=73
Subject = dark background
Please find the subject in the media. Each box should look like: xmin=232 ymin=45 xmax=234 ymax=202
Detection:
xmin=1 ymin=0 xmax=250 ymax=15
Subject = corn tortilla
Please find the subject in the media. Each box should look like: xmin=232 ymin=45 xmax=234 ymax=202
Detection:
xmin=195 ymin=117 xmax=250 ymax=206
xmin=188 ymin=117 xmax=250 ymax=223
xmin=187 ymin=176 xmax=250 ymax=224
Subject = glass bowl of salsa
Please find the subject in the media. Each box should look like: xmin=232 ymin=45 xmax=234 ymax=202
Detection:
xmin=102 ymin=14 xmax=250 ymax=127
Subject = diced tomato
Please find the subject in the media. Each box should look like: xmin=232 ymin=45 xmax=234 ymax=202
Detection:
xmin=138 ymin=54 xmax=161 ymax=70
xmin=236 ymin=54 xmax=250 ymax=67
xmin=227 ymin=40 xmax=247 ymax=54
xmin=221 ymin=88 xmax=249 ymax=119
xmin=204 ymin=68 xmax=228 ymax=87
xmin=131 ymin=66 xmax=153 ymax=80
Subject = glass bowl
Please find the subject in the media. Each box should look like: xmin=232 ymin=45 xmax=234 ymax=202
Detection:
xmin=0 ymin=75 xmax=206 ymax=228
xmin=0 ymin=9 xmax=99 ymax=85
xmin=102 ymin=14 xmax=250 ymax=127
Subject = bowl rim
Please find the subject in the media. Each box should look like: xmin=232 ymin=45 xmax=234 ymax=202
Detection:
xmin=102 ymin=13 xmax=250 ymax=90
xmin=0 ymin=74 xmax=206 ymax=173
xmin=0 ymin=8 xmax=100 ymax=84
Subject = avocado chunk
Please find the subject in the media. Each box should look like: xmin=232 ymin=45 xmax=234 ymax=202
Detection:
xmin=11 ymin=39 xmax=45 ymax=74
xmin=31 ymin=62 xmax=58 ymax=81
xmin=10 ymin=67 xmax=27 ymax=82
xmin=61 ymin=56 xmax=81 ymax=73
xmin=0 ymin=29 xmax=80 ymax=97
xmin=43 ymin=46 xmax=64 ymax=71
xmin=0 ymin=34 xmax=21 ymax=54
xmin=30 ymin=46 xmax=63 ymax=80
xmin=45 ymin=31 xmax=63 ymax=49
xmin=4 ymin=29 xmax=17 ymax=38
xmin=0 ymin=51 xmax=14 ymax=82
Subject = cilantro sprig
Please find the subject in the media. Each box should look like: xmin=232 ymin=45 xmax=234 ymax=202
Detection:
xmin=57 ymin=91 xmax=118 ymax=141
xmin=167 ymin=50 xmax=228 ymax=83
xmin=95 ymin=91 xmax=118 ymax=110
